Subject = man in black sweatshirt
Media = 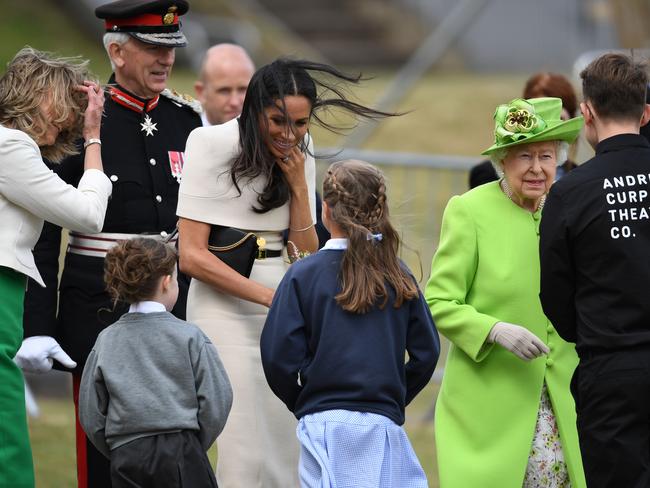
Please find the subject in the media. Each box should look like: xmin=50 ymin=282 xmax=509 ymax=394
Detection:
xmin=540 ymin=53 xmax=650 ymax=487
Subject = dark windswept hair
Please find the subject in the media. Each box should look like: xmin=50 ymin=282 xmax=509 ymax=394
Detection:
xmin=233 ymin=58 xmax=397 ymax=213
xmin=104 ymin=238 xmax=177 ymax=306
xmin=322 ymin=159 xmax=418 ymax=314
xmin=0 ymin=46 xmax=93 ymax=162
xmin=581 ymin=53 xmax=648 ymax=121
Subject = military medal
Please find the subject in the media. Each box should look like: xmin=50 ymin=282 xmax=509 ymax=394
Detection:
xmin=140 ymin=114 xmax=158 ymax=136
xmin=168 ymin=151 xmax=185 ymax=183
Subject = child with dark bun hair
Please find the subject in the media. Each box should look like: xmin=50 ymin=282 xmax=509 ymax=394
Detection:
xmin=79 ymin=238 xmax=232 ymax=488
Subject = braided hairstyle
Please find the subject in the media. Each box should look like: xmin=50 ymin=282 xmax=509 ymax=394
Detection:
xmin=323 ymin=160 xmax=418 ymax=314
xmin=104 ymin=238 xmax=177 ymax=306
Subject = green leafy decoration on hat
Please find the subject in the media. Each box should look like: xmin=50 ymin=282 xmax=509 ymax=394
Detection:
xmin=494 ymin=99 xmax=547 ymax=145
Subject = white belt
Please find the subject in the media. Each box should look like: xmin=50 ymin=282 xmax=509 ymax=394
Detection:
xmin=67 ymin=231 xmax=177 ymax=258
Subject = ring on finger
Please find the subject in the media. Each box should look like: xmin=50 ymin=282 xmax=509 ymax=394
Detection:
xmin=281 ymin=156 xmax=289 ymax=162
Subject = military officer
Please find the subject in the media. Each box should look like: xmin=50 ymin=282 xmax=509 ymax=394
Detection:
xmin=20 ymin=1 xmax=202 ymax=486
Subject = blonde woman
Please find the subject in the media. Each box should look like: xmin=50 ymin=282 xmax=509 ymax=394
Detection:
xmin=0 ymin=47 xmax=111 ymax=486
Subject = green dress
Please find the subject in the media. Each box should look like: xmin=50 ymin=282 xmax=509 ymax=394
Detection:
xmin=0 ymin=266 xmax=33 ymax=487
xmin=425 ymin=181 xmax=586 ymax=488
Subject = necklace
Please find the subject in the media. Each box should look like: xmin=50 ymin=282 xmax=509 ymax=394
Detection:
xmin=499 ymin=178 xmax=545 ymax=212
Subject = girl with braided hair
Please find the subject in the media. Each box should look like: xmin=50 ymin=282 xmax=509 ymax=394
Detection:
xmin=78 ymin=238 xmax=232 ymax=488
xmin=261 ymin=159 xmax=440 ymax=487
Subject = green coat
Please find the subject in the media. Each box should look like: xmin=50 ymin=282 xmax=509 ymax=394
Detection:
xmin=425 ymin=182 xmax=586 ymax=488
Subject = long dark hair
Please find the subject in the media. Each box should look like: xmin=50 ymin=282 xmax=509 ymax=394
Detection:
xmin=323 ymin=160 xmax=418 ymax=314
xmin=233 ymin=58 xmax=396 ymax=213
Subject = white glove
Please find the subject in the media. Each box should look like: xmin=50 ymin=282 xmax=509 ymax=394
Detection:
xmin=487 ymin=322 xmax=550 ymax=361
xmin=14 ymin=336 xmax=77 ymax=373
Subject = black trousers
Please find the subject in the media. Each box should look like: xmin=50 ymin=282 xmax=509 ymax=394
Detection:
xmin=573 ymin=347 xmax=650 ymax=488
xmin=110 ymin=431 xmax=217 ymax=488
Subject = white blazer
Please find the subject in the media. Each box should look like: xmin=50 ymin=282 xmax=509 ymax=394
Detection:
xmin=0 ymin=125 xmax=112 ymax=286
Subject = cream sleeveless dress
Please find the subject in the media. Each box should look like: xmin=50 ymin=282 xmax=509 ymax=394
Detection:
xmin=177 ymin=119 xmax=316 ymax=488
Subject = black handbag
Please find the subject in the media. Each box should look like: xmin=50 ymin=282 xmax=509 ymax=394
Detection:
xmin=207 ymin=226 xmax=259 ymax=278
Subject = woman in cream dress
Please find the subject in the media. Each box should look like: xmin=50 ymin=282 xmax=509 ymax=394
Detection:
xmin=177 ymin=58 xmax=395 ymax=487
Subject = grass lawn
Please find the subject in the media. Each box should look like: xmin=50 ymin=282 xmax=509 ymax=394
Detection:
xmin=29 ymin=383 xmax=440 ymax=487
xmin=9 ymin=2 xmax=581 ymax=486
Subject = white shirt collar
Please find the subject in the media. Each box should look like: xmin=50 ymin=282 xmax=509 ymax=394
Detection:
xmin=321 ymin=238 xmax=348 ymax=250
xmin=128 ymin=301 xmax=166 ymax=313
xmin=200 ymin=112 xmax=212 ymax=127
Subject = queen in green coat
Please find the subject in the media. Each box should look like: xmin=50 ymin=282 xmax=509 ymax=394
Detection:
xmin=426 ymin=98 xmax=586 ymax=487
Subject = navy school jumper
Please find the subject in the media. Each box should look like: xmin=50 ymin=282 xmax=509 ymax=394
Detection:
xmin=261 ymin=248 xmax=440 ymax=425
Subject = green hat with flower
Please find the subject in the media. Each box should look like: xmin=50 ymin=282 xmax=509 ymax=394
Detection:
xmin=481 ymin=97 xmax=584 ymax=156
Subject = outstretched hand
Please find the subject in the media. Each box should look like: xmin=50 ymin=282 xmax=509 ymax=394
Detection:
xmin=76 ymin=80 xmax=105 ymax=141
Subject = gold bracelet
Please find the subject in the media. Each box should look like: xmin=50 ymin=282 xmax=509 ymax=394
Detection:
xmin=290 ymin=222 xmax=315 ymax=232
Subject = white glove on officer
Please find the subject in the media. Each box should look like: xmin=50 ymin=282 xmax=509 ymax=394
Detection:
xmin=487 ymin=322 xmax=549 ymax=361
xmin=14 ymin=336 xmax=77 ymax=373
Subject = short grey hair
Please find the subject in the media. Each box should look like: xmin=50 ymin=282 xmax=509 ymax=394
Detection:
xmin=103 ymin=32 xmax=130 ymax=71
xmin=490 ymin=140 xmax=570 ymax=176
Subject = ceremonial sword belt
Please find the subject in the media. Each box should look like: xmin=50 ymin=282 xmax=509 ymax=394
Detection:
xmin=67 ymin=231 xmax=178 ymax=258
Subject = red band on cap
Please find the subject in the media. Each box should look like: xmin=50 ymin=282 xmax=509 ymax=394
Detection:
xmin=105 ymin=12 xmax=178 ymax=30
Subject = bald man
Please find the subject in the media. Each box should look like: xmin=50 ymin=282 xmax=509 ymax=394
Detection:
xmin=194 ymin=43 xmax=255 ymax=126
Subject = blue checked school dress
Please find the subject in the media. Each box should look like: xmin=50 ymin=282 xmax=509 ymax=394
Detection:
xmin=297 ymin=409 xmax=428 ymax=488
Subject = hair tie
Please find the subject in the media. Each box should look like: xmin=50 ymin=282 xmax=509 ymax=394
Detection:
xmin=366 ymin=233 xmax=383 ymax=243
